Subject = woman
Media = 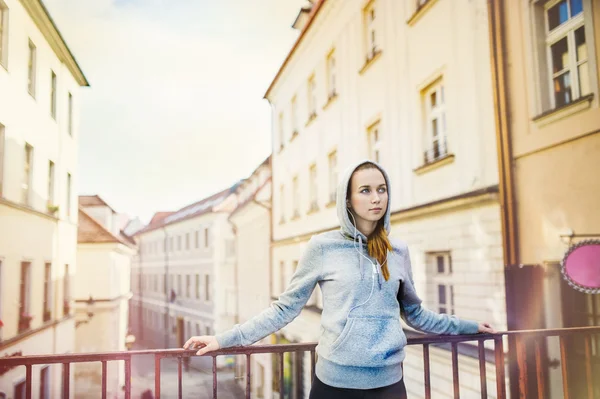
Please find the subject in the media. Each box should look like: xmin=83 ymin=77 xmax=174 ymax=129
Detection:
xmin=184 ymin=160 xmax=495 ymax=398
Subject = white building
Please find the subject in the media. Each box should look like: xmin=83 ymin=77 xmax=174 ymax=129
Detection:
xmin=266 ymin=0 xmax=505 ymax=397
xmin=0 ymin=0 xmax=88 ymax=397
xmin=73 ymin=195 xmax=136 ymax=398
xmin=130 ymin=184 xmax=239 ymax=368
xmin=227 ymin=157 xmax=273 ymax=398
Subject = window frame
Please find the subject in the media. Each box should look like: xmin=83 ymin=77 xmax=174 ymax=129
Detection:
xmin=367 ymin=121 xmax=382 ymax=164
xmin=0 ymin=1 xmax=8 ymax=69
xmin=327 ymin=150 xmax=337 ymax=204
xmin=308 ymin=164 xmax=318 ymax=212
xmin=326 ymin=49 xmax=337 ymax=99
xmin=27 ymin=39 xmax=36 ymax=97
xmin=427 ymin=252 xmax=455 ymax=315
xmin=422 ymin=79 xmax=448 ymax=164
xmin=50 ymin=70 xmax=57 ymax=119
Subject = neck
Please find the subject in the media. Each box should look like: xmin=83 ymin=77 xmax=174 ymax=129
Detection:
xmin=356 ymin=220 xmax=377 ymax=237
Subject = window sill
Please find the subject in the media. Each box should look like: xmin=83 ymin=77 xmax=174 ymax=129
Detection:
xmin=413 ymin=153 xmax=455 ymax=175
xmin=325 ymin=200 xmax=336 ymax=208
xmin=277 ymin=144 xmax=284 ymax=154
xmin=323 ymin=92 xmax=338 ymax=110
xmin=305 ymin=113 xmax=317 ymax=127
xmin=407 ymin=0 xmax=439 ymax=26
xmin=291 ymin=213 xmax=301 ymax=221
xmin=307 ymin=206 xmax=319 ymax=215
xmin=359 ymin=50 xmax=382 ymax=75
xmin=278 ymin=218 xmax=286 ymax=225
xmin=532 ymin=94 xmax=594 ymax=127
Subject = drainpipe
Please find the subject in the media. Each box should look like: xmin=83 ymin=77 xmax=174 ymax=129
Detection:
xmin=487 ymin=1 xmax=530 ymax=397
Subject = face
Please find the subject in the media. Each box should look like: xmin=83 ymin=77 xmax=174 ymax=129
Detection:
xmin=347 ymin=167 xmax=388 ymax=227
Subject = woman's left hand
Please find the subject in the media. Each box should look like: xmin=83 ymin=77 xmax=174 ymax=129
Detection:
xmin=478 ymin=322 xmax=496 ymax=334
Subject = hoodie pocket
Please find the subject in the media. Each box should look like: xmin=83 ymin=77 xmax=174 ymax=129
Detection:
xmin=327 ymin=317 xmax=406 ymax=367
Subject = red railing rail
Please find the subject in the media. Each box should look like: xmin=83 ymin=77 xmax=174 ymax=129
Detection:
xmin=1 ymin=326 xmax=598 ymax=399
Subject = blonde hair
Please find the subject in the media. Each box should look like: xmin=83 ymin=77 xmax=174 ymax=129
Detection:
xmin=349 ymin=163 xmax=392 ymax=281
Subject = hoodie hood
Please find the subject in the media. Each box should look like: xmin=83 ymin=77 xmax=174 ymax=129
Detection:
xmin=337 ymin=159 xmax=392 ymax=241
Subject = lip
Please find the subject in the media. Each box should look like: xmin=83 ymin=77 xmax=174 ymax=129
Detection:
xmin=370 ymin=208 xmax=382 ymax=212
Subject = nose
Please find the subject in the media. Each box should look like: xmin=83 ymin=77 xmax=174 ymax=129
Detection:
xmin=372 ymin=193 xmax=380 ymax=204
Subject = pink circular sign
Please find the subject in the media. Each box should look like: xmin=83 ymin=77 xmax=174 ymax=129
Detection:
xmin=561 ymin=240 xmax=600 ymax=294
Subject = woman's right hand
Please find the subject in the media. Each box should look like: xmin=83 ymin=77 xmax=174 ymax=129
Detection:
xmin=183 ymin=335 xmax=220 ymax=356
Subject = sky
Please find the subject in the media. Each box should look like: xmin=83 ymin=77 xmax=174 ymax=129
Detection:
xmin=43 ymin=0 xmax=306 ymax=223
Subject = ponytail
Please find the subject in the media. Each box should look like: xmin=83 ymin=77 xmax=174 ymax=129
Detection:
xmin=368 ymin=221 xmax=392 ymax=281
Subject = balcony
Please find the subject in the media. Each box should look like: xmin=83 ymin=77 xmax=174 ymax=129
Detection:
xmin=1 ymin=326 xmax=598 ymax=398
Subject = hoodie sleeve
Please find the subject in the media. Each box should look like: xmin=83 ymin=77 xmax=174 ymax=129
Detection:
xmin=215 ymin=237 xmax=323 ymax=348
xmin=398 ymin=245 xmax=479 ymax=335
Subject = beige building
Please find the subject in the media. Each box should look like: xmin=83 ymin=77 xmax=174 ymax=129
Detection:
xmin=0 ymin=0 xmax=88 ymax=397
xmin=495 ymin=0 xmax=600 ymax=397
xmin=73 ymin=195 xmax=136 ymax=398
xmin=130 ymin=185 xmax=239 ymax=368
xmin=265 ymin=0 xmax=505 ymax=397
xmin=228 ymin=157 xmax=273 ymax=398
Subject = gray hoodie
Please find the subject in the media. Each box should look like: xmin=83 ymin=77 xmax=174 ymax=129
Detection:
xmin=216 ymin=160 xmax=479 ymax=389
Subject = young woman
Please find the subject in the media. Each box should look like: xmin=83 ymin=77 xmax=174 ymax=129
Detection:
xmin=184 ymin=160 xmax=495 ymax=398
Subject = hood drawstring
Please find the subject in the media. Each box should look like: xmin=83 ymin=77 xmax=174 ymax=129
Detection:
xmin=358 ymin=235 xmax=365 ymax=280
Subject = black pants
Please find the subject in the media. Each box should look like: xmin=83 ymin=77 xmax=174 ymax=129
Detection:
xmin=309 ymin=376 xmax=408 ymax=399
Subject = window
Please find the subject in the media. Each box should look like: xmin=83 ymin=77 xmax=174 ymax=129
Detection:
xmin=196 ymin=274 xmax=200 ymax=299
xmin=40 ymin=366 xmax=50 ymax=399
xmin=186 ymin=233 xmax=190 ymax=250
xmin=50 ymin=70 xmax=57 ymax=119
xmin=169 ymin=237 xmax=174 ymax=252
xmin=68 ymin=92 xmax=73 ymax=135
xmin=22 ymin=143 xmax=33 ymax=205
xmin=279 ymin=184 xmax=285 ymax=223
xmin=367 ymin=121 xmax=381 ymax=163
xmin=328 ymin=151 xmax=337 ymax=203
xmin=63 ymin=264 xmax=70 ymax=316
xmin=27 ymin=39 xmax=36 ymax=96
xmin=278 ymin=112 xmax=285 ymax=150
xmin=204 ymin=227 xmax=210 ymax=248
xmin=292 ymin=176 xmax=299 ymax=218
xmin=326 ymin=50 xmax=336 ymax=98
xmin=205 ymin=275 xmax=211 ymax=301
xmin=543 ymin=0 xmax=590 ymax=108
xmin=177 ymin=235 xmax=181 ymax=251
xmin=205 ymin=325 xmax=211 ymax=335
xmin=48 ymin=161 xmax=55 ymax=205
xmin=196 ymin=323 xmax=201 ymax=336
xmin=428 ymin=252 xmax=454 ymax=315
xmin=66 ymin=173 xmax=72 ymax=216
xmin=291 ymin=96 xmax=298 ymax=137
xmin=0 ymin=123 xmax=5 ymax=196
xmin=186 ymin=275 xmax=190 ymax=298
xmin=43 ymin=263 xmax=52 ymax=322
xmin=309 ymin=165 xmax=318 ymax=212
xmin=422 ymin=80 xmax=447 ymax=164
xmin=307 ymin=75 xmax=317 ymax=120
xmin=363 ymin=1 xmax=379 ymax=59
xmin=0 ymin=1 xmax=8 ymax=68
xmin=195 ymin=231 xmax=199 ymax=248
xmin=18 ymin=262 xmax=31 ymax=333
xmin=177 ymin=274 xmax=182 ymax=295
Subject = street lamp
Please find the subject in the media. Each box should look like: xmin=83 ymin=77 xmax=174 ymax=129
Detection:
xmin=125 ymin=332 xmax=136 ymax=350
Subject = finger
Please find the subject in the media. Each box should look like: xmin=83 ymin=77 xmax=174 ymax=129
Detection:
xmin=195 ymin=344 xmax=210 ymax=356
xmin=183 ymin=338 xmax=194 ymax=349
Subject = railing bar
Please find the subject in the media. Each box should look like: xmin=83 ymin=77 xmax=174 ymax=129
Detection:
xmin=423 ymin=344 xmax=431 ymax=399
xmin=516 ymin=336 xmax=528 ymax=398
xmin=534 ymin=340 xmax=546 ymax=399
xmin=451 ymin=342 xmax=460 ymax=399
xmin=494 ymin=337 xmax=506 ymax=399
xmin=124 ymin=357 xmax=131 ymax=399
xmin=62 ymin=363 xmax=70 ymax=399
xmin=101 ymin=361 xmax=107 ymax=399
xmin=478 ymin=340 xmax=487 ymax=399
xmin=584 ymin=335 xmax=593 ymax=399
xmin=310 ymin=350 xmax=316 ymax=380
xmin=212 ymin=356 xmax=217 ymax=399
xmin=246 ymin=354 xmax=252 ymax=399
xmin=560 ymin=336 xmax=570 ymax=399
xmin=25 ymin=365 xmax=32 ymax=399
xmin=279 ymin=352 xmax=284 ymax=399
xmin=178 ymin=357 xmax=183 ymax=399
xmin=155 ymin=354 xmax=161 ymax=399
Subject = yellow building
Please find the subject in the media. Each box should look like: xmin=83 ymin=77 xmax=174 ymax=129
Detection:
xmin=0 ymin=0 xmax=88 ymax=396
xmin=492 ymin=0 xmax=600 ymax=397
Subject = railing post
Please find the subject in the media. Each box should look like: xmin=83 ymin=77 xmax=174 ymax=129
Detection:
xmin=25 ymin=365 xmax=32 ymax=399
xmin=212 ymin=356 xmax=218 ymax=399
xmin=478 ymin=340 xmax=487 ymax=399
xmin=451 ymin=343 xmax=460 ymax=399
xmin=560 ymin=336 xmax=570 ymax=399
xmin=494 ymin=336 xmax=506 ymax=399
xmin=245 ymin=353 xmax=252 ymax=399
xmin=154 ymin=354 xmax=161 ymax=399
xmin=423 ymin=344 xmax=431 ymax=399
xmin=516 ymin=336 xmax=528 ymax=398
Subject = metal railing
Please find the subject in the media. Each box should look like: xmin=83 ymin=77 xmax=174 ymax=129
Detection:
xmin=1 ymin=326 xmax=598 ymax=399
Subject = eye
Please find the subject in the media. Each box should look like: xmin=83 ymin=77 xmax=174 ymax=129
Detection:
xmin=360 ymin=188 xmax=370 ymax=194
xmin=378 ymin=187 xmax=387 ymax=194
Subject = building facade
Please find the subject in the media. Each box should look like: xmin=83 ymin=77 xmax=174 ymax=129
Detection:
xmin=266 ymin=0 xmax=505 ymax=397
xmin=74 ymin=196 xmax=136 ymax=397
xmin=497 ymin=0 xmax=600 ymax=397
xmin=129 ymin=185 xmax=239 ymax=369
xmin=227 ymin=157 xmax=273 ymax=398
xmin=0 ymin=0 xmax=88 ymax=397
